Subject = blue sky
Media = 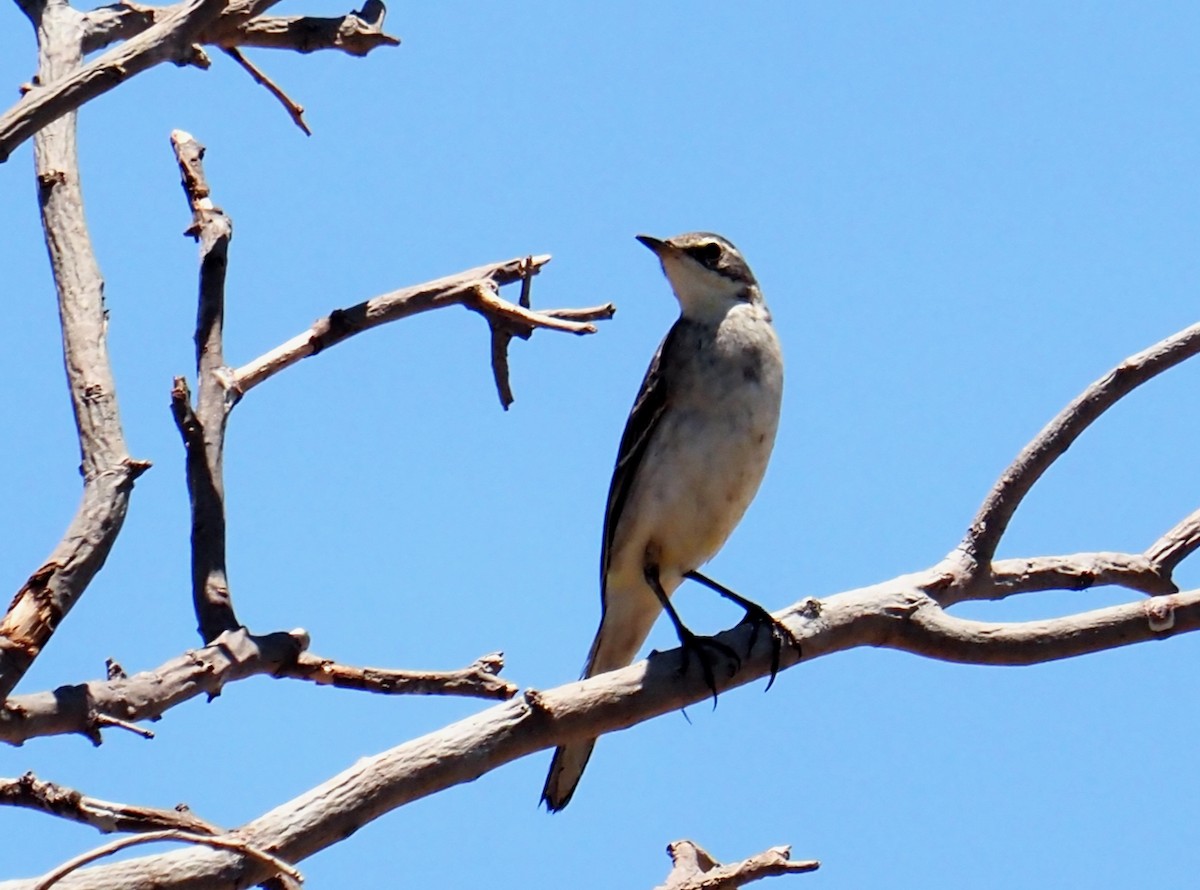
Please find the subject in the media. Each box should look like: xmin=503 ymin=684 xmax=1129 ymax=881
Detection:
xmin=3 ymin=2 xmax=1200 ymax=887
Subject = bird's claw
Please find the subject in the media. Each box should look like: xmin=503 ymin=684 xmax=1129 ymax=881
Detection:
xmin=736 ymin=602 xmax=802 ymax=691
xmin=677 ymin=627 xmax=740 ymax=706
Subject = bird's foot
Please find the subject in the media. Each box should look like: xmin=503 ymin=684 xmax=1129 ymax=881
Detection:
xmin=736 ymin=601 xmax=802 ymax=691
xmin=676 ymin=627 xmax=741 ymax=706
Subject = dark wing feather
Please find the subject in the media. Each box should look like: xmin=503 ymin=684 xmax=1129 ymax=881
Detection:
xmin=599 ymin=321 xmax=682 ymax=594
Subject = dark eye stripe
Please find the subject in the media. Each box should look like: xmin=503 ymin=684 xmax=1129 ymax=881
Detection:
xmin=685 ymin=242 xmax=723 ymax=268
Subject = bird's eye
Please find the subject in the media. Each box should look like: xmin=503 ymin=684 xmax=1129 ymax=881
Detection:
xmin=688 ymin=241 xmax=723 ymax=268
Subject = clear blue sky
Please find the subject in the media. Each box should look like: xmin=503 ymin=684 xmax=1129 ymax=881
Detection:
xmin=3 ymin=2 xmax=1200 ymax=887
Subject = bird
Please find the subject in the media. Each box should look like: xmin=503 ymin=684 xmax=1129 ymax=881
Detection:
xmin=541 ymin=231 xmax=793 ymax=812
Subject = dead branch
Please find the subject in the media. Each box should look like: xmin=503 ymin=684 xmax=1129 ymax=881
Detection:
xmin=281 ymin=650 xmax=516 ymax=699
xmin=228 ymin=254 xmax=615 ymax=406
xmin=169 ymin=130 xmax=241 ymax=642
xmin=2 ymin=0 xmax=400 ymax=163
xmin=0 ymin=3 xmax=152 ymax=701
xmin=0 ymin=0 xmax=227 ymax=163
xmin=29 ymin=829 xmax=301 ymax=890
xmin=211 ymin=1 xmax=400 ymax=56
xmin=0 ymin=773 xmax=219 ymax=836
xmin=957 ymin=321 xmax=1200 ymax=574
xmin=656 ymin=840 xmax=819 ymax=890
xmin=0 ymin=629 xmax=515 ymax=746
xmin=8 ymin=321 xmax=1197 ymax=889
xmin=221 ymin=47 xmax=311 ymax=134
xmin=1146 ymin=507 xmax=1200 ymax=574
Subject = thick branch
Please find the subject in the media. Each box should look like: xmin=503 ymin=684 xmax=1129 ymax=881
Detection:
xmin=0 ymin=0 xmax=228 ymax=163
xmin=958 ymin=321 xmax=1200 ymax=570
xmin=0 ymin=630 xmax=514 ymax=746
xmin=0 ymin=4 xmax=150 ymax=701
xmin=211 ymin=1 xmax=400 ymax=56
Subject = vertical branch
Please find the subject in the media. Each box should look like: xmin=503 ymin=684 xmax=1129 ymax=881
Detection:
xmin=0 ymin=1 xmax=148 ymax=701
xmin=170 ymin=130 xmax=241 ymax=641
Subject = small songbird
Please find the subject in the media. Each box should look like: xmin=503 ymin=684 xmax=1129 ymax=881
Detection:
xmin=541 ymin=231 xmax=789 ymax=812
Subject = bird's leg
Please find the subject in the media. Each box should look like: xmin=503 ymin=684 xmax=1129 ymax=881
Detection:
xmin=643 ymin=563 xmax=739 ymax=704
xmin=684 ymin=570 xmax=801 ymax=691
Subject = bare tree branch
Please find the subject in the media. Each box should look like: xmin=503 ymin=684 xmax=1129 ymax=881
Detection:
xmin=0 ymin=773 xmax=219 ymax=836
xmin=963 ymin=552 xmax=1177 ymax=602
xmin=0 ymin=0 xmax=228 ymax=163
xmin=957 ymin=321 xmax=1200 ymax=572
xmin=81 ymin=2 xmax=160 ymax=54
xmin=0 ymin=630 xmax=514 ymax=746
xmin=228 ymin=254 xmax=615 ymax=403
xmin=281 ymin=650 xmax=516 ymax=699
xmin=168 ymin=129 xmax=242 ymax=642
xmin=29 ymin=829 xmax=301 ymax=890
xmin=1147 ymin=508 xmax=1200 ymax=574
xmin=80 ymin=0 xmax=399 ymax=58
xmin=221 ymin=47 xmax=311 ymax=135
xmin=212 ymin=0 xmax=401 ymax=56
xmin=5 ymin=570 xmax=1196 ymax=889
xmin=0 ymin=4 xmax=152 ymax=701
xmin=3 ymin=318 xmax=1199 ymax=887
xmin=655 ymin=840 xmax=819 ymax=890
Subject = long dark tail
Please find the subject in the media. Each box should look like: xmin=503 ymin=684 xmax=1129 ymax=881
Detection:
xmin=540 ymin=588 xmax=660 ymax=811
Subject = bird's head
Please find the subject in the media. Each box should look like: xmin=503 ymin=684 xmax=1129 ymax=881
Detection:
xmin=636 ymin=232 xmax=762 ymax=321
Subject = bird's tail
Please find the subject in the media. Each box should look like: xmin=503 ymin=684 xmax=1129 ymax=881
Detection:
xmin=541 ymin=586 xmax=660 ymax=811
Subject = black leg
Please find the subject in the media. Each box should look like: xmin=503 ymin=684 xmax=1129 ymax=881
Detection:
xmin=684 ymin=570 xmax=801 ymax=691
xmin=643 ymin=563 xmax=739 ymax=704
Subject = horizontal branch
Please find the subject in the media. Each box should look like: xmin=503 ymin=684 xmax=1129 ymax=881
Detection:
xmin=210 ymin=1 xmax=400 ymax=56
xmin=0 ymin=630 xmax=513 ymax=746
xmin=280 ymin=651 xmax=516 ymax=699
xmin=960 ymin=551 xmax=1177 ymax=602
xmin=11 ymin=561 xmax=1199 ymax=888
xmin=656 ymin=840 xmax=819 ymax=890
xmin=0 ymin=773 xmax=219 ymax=836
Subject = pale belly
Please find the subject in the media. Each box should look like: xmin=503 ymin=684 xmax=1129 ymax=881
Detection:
xmin=605 ymin=338 xmax=781 ymax=598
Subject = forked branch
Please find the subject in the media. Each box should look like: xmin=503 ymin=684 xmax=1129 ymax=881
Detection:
xmin=14 ymin=320 xmax=1199 ymax=889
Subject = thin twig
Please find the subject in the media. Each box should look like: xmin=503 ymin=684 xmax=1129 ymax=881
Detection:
xmin=222 ymin=47 xmax=311 ymax=135
xmin=467 ymin=282 xmax=598 ymax=335
xmin=30 ymin=829 xmax=302 ymax=890
xmin=91 ymin=714 xmax=155 ymax=740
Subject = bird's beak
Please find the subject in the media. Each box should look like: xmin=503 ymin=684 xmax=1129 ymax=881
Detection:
xmin=636 ymin=234 xmax=670 ymax=255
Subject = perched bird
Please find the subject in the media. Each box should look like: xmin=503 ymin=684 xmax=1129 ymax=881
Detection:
xmin=541 ymin=231 xmax=791 ymax=812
